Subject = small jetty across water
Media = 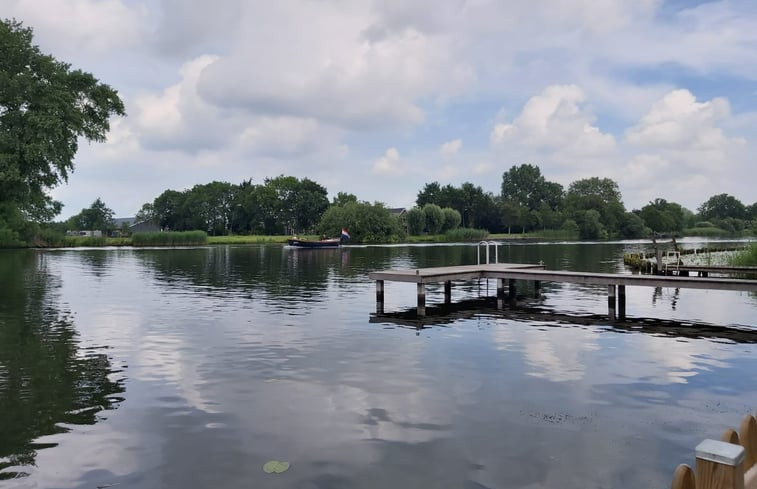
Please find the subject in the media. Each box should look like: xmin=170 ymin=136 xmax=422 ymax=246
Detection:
xmin=369 ymin=263 xmax=757 ymax=319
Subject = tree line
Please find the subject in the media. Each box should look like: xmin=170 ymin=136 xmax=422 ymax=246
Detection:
xmin=57 ymin=163 xmax=756 ymax=244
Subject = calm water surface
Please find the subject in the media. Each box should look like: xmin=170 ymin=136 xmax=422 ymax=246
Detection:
xmin=1 ymin=241 xmax=756 ymax=489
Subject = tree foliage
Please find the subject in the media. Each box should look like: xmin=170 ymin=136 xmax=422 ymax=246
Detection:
xmin=638 ymin=198 xmax=685 ymax=233
xmin=501 ymin=164 xmax=563 ymax=212
xmin=406 ymin=207 xmax=425 ymax=235
xmin=698 ymin=194 xmax=746 ymax=221
xmin=0 ymin=19 xmax=125 ymax=221
xmin=318 ymin=201 xmax=403 ymax=243
xmin=565 ymin=177 xmax=625 ymax=235
xmin=441 ymin=207 xmax=461 ymax=232
xmin=67 ymin=198 xmax=115 ymax=232
xmin=422 ymin=204 xmax=444 ymax=234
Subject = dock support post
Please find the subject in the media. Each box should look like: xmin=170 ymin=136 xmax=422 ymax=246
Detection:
xmin=618 ymin=285 xmax=626 ymax=320
xmin=497 ymin=278 xmax=505 ymax=310
xmin=417 ymin=282 xmax=426 ymax=316
xmin=534 ymin=280 xmax=541 ymax=298
xmin=695 ymin=439 xmax=745 ymax=489
xmin=376 ymin=280 xmax=384 ymax=314
xmin=508 ymin=279 xmax=516 ymax=305
xmin=444 ymin=281 xmax=452 ymax=304
xmin=608 ymin=284 xmax=616 ymax=320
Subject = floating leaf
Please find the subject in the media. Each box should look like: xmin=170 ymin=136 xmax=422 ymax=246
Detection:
xmin=263 ymin=460 xmax=290 ymax=474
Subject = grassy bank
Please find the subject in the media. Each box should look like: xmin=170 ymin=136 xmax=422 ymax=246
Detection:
xmin=730 ymin=243 xmax=757 ymax=266
xmin=207 ymin=235 xmax=292 ymax=244
xmin=132 ymin=231 xmax=208 ymax=246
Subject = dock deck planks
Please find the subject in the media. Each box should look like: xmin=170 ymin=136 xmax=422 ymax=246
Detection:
xmin=370 ymin=263 xmax=757 ymax=318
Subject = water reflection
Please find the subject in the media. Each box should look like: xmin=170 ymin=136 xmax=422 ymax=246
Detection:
xmin=0 ymin=242 xmax=755 ymax=489
xmin=0 ymin=251 xmax=124 ymax=480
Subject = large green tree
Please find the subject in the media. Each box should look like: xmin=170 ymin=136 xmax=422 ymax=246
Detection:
xmin=564 ymin=177 xmax=625 ymax=236
xmin=67 ymin=197 xmax=115 ymax=232
xmin=698 ymin=193 xmax=746 ymax=221
xmin=638 ymin=198 xmax=685 ymax=233
xmin=500 ymin=164 xmax=564 ymax=212
xmin=0 ymin=19 xmax=125 ymax=222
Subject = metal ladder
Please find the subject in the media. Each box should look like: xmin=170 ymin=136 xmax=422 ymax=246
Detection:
xmin=477 ymin=241 xmax=499 ymax=295
xmin=477 ymin=240 xmax=499 ymax=264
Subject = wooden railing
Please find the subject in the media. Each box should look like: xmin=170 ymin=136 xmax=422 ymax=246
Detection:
xmin=672 ymin=412 xmax=757 ymax=489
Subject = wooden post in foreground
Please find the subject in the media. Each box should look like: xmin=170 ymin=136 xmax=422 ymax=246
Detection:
xmin=417 ymin=282 xmax=426 ymax=316
xmin=444 ymin=281 xmax=452 ymax=304
xmin=695 ymin=439 xmax=745 ymax=489
xmin=608 ymin=284 xmax=616 ymax=320
xmin=497 ymin=278 xmax=505 ymax=310
xmin=618 ymin=285 xmax=626 ymax=320
xmin=376 ymin=280 xmax=384 ymax=314
xmin=534 ymin=280 xmax=541 ymax=298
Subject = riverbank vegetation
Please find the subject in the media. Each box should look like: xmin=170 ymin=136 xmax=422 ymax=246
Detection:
xmin=730 ymin=244 xmax=757 ymax=266
xmin=131 ymin=231 xmax=208 ymax=247
xmin=4 ymin=165 xmax=755 ymax=247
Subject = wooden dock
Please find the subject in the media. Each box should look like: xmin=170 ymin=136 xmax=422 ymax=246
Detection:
xmin=369 ymin=263 xmax=757 ymax=319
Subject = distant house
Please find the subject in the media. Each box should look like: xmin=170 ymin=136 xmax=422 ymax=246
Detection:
xmin=111 ymin=217 xmax=160 ymax=236
xmin=130 ymin=219 xmax=160 ymax=233
xmin=389 ymin=208 xmax=406 ymax=218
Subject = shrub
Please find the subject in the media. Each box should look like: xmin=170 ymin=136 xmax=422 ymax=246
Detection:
xmin=0 ymin=226 xmax=23 ymax=248
xmin=444 ymin=228 xmax=488 ymax=242
xmin=422 ymin=204 xmax=444 ymax=234
xmin=441 ymin=207 xmax=462 ymax=232
xmin=131 ymin=231 xmax=208 ymax=246
xmin=406 ymin=207 xmax=425 ymax=235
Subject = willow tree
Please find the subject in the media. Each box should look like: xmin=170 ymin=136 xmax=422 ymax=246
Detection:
xmin=0 ymin=19 xmax=125 ymax=222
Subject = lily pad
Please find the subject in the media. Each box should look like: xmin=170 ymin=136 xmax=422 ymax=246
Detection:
xmin=263 ymin=460 xmax=290 ymax=474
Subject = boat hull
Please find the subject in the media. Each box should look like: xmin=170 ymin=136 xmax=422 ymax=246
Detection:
xmin=287 ymin=238 xmax=341 ymax=248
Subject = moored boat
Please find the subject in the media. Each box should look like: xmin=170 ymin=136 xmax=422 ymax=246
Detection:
xmin=287 ymin=237 xmax=341 ymax=248
xmin=287 ymin=228 xmax=350 ymax=248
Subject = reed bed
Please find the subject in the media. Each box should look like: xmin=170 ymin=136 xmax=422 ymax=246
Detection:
xmin=730 ymin=243 xmax=757 ymax=266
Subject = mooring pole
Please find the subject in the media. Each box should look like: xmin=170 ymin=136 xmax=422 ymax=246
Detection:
xmin=508 ymin=279 xmax=516 ymax=305
xmin=534 ymin=280 xmax=541 ymax=298
xmin=444 ymin=281 xmax=452 ymax=304
xmin=608 ymin=284 xmax=616 ymax=320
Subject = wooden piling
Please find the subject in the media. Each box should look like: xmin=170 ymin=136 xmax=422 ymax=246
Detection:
xmin=618 ymin=285 xmax=626 ymax=320
xmin=376 ymin=280 xmax=384 ymax=302
xmin=417 ymin=282 xmax=426 ymax=316
xmin=444 ymin=281 xmax=452 ymax=304
xmin=672 ymin=464 xmax=696 ymax=489
xmin=695 ymin=439 xmax=745 ymax=489
xmin=534 ymin=280 xmax=541 ymax=298
xmin=508 ymin=279 xmax=516 ymax=305
xmin=608 ymin=284 xmax=616 ymax=320
xmin=740 ymin=415 xmax=757 ymax=470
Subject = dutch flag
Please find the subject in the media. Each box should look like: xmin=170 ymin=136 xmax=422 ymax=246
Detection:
xmin=341 ymin=228 xmax=350 ymax=240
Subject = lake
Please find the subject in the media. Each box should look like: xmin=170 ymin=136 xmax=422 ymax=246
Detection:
xmin=1 ymin=240 xmax=756 ymax=488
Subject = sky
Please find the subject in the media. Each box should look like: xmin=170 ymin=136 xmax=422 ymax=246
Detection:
xmin=4 ymin=0 xmax=757 ymax=219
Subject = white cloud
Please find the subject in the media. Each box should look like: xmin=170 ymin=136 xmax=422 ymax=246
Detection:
xmin=625 ymin=89 xmax=739 ymax=151
xmin=195 ymin=1 xmax=474 ymax=129
xmin=372 ymin=147 xmax=403 ymax=176
xmin=5 ymin=0 xmax=145 ymax=55
xmin=440 ymin=139 xmax=463 ymax=156
xmin=490 ymin=85 xmax=616 ymax=156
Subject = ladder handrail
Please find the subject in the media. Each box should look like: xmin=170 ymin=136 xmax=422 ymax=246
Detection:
xmin=477 ymin=240 xmax=499 ymax=264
